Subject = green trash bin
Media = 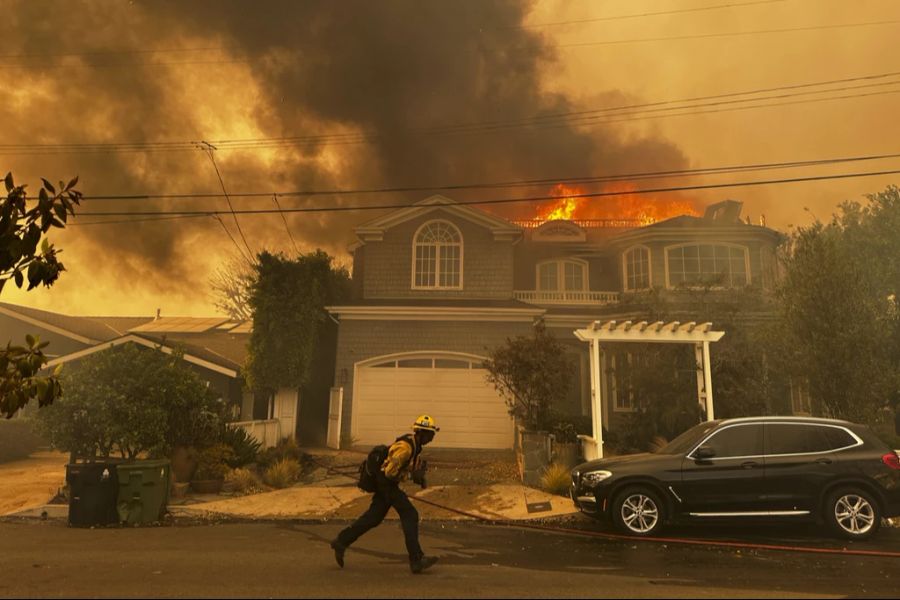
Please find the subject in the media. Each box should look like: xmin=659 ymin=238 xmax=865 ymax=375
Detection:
xmin=116 ymin=459 xmax=170 ymax=525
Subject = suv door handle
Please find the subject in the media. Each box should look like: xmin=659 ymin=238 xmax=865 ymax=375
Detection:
xmin=816 ymin=457 xmax=833 ymax=465
xmin=741 ymin=461 xmax=760 ymax=469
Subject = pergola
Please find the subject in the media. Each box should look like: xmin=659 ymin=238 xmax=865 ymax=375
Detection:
xmin=573 ymin=320 xmax=725 ymax=461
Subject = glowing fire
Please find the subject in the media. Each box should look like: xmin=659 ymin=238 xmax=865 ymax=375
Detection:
xmin=535 ymin=182 xmax=699 ymax=226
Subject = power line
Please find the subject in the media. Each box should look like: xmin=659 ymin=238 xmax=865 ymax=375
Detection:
xmin=3 ymin=68 xmax=899 ymax=155
xmin=272 ymin=193 xmax=300 ymax=255
xmin=0 ymin=46 xmax=226 ymax=60
xmin=199 ymin=142 xmax=255 ymax=263
xmin=73 ymin=151 xmax=900 ymax=203
xmin=517 ymin=0 xmax=786 ymax=29
xmin=72 ymin=167 xmax=900 ymax=219
xmin=0 ymin=58 xmax=249 ymax=70
xmin=559 ymin=18 xmax=900 ymax=47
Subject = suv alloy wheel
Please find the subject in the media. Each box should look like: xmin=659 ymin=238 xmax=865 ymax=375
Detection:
xmin=824 ymin=487 xmax=881 ymax=540
xmin=612 ymin=486 xmax=665 ymax=536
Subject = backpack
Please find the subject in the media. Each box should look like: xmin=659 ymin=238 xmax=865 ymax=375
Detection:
xmin=356 ymin=436 xmax=417 ymax=493
xmin=357 ymin=444 xmax=389 ymax=493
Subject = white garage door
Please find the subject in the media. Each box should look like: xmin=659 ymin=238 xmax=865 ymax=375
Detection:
xmin=353 ymin=355 xmax=514 ymax=449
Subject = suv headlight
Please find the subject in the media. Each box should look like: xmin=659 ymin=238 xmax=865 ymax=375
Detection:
xmin=582 ymin=470 xmax=612 ymax=487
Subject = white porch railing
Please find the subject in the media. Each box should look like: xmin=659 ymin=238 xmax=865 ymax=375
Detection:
xmin=513 ymin=290 xmax=620 ymax=306
xmin=229 ymin=419 xmax=281 ymax=449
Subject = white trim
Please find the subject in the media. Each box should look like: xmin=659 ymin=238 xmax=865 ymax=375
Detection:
xmin=411 ymin=219 xmax=464 ymax=291
xmin=356 ymin=350 xmax=488 ymax=369
xmin=355 ymin=195 xmax=522 ymax=241
xmin=689 ymin=511 xmax=810 ymax=517
xmin=0 ymin=305 xmax=98 ymax=345
xmin=574 ymin=320 xmax=726 ymax=344
xmin=326 ymin=305 xmax=544 ymax=322
xmin=622 ymin=245 xmax=652 ymax=292
xmin=532 ymin=220 xmax=587 ymax=243
xmin=663 ymin=242 xmax=752 ymax=289
xmin=44 ymin=334 xmax=239 ymax=378
xmin=686 ymin=421 xmax=864 ymax=460
xmin=535 ymin=258 xmax=588 ymax=292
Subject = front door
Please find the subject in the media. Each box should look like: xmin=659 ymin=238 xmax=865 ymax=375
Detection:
xmin=678 ymin=423 xmax=766 ymax=515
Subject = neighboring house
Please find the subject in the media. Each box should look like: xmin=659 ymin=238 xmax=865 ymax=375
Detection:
xmin=327 ymin=195 xmax=786 ymax=450
xmin=0 ymin=305 xmax=297 ymax=448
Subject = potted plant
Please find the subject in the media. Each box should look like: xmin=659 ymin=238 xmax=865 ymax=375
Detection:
xmin=191 ymin=444 xmax=235 ymax=494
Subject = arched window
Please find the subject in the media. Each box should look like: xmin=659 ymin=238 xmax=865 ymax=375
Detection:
xmin=536 ymin=259 xmax=587 ymax=291
xmin=623 ymin=246 xmax=651 ymax=291
xmin=665 ymin=243 xmax=749 ymax=288
xmin=412 ymin=220 xmax=462 ymax=289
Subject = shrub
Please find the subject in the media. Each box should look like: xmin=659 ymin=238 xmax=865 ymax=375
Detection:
xmin=34 ymin=343 xmax=227 ymax=459
xmin=540 ymin=462 xmax=572 ymax=496
xmin=257 ymin=437 xmax=304 ymax=469
xmin=193 ymin=444 xmax=235 ymax=481
xmin=0 ymin=419 xmax=45 ymax=463
xmin=226 ymin=467 xmax=262 ymax=494
xmin=263 ymin=457 xmax=301 ymax=488
xmin=484 ymin=324 xmax=575 ymax=432
xmin=221 ymin=426 xmax=262 ymax=468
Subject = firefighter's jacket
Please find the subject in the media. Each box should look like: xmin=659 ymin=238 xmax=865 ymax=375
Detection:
xmin=380 ymin=435 xmax=421 ymax=482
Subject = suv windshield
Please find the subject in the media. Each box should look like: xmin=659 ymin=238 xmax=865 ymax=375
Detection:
xmin=658 ymin=421 xmax=720 ymax=455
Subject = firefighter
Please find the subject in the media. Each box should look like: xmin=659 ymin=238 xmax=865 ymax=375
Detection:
xmin=331 ymin=415 xmax=440 ymax=574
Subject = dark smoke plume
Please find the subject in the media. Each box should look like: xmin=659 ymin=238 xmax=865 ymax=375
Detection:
xmin=3 ymin=0 xmax=686 ymax=310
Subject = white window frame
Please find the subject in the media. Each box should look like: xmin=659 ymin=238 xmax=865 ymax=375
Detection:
xmin=411 ymin=220 xmax=463 ymax=290
xmin=535 ymin=258 xmax=589 ymax=292
xmin=664 ymin=242 xmax=751 ymax=289
xmin=622 ymin=245 xmax=652 ymax=291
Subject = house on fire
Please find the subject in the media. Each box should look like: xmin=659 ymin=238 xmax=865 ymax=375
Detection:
xmin=326 ymin=195 xmax=787 ymax=450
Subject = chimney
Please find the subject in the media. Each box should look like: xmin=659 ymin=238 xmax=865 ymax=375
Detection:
xmin=155 ymin=308 xmax=161 ymax=320
xmin=704 ymin=199 xmax=743 ymax=224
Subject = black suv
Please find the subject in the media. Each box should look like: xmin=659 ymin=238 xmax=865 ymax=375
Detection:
xmin=570 ymin=416 xmax=900 ymax=539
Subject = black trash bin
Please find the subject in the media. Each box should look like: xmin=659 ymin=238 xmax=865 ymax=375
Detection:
xmin=66 ymin=461 xmax=121 ymax=527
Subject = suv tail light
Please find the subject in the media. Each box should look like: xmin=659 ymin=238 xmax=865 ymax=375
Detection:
xmin=882 ymin=452 xmax=900 ymax=470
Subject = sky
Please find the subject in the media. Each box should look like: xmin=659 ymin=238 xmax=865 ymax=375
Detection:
xmin=3 ymin=0 xmax=899 ymax=316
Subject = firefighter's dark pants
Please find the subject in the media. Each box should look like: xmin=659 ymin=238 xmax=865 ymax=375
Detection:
xmin=336 ymin=478 xmax=423 ymax=561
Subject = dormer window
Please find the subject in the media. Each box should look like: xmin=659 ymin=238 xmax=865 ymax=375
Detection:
xmin=537 ymin=259 xmax=587 ymax=291
xmin=623 ymin=246 xmax=651 ymax=291
xmin=412 ymin=220 xmax=462 ymax=289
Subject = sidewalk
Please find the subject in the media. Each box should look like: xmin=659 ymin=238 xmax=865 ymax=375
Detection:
xmin=2 ymin=448 xmax=579 ymax=523
xmin=173 ymin=447 xmax=578 ymax=522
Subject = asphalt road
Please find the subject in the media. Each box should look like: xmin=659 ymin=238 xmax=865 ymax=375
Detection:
xmin=0 ymin=519 xmax=897 ymax=598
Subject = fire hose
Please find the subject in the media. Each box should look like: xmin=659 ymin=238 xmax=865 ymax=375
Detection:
xmin=309 ymin=457 xmax=900 ymax=559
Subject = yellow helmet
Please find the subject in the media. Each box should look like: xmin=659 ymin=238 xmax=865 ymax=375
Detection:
xmin=413 ymin=414 xmax=440 ymax=432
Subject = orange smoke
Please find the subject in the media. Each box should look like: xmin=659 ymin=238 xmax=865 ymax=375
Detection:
xmin=535 ymin=182 xmax=699 ymax=225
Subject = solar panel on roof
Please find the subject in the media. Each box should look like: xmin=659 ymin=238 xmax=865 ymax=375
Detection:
xmin=131 ymin=317 xmax=229 ymax=333
xmin=229 ymin=322 xmax=252 ymax=334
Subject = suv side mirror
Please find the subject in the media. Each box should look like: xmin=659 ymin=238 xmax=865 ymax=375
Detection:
xmin=694 ymin=446 xmax=716 ymax=460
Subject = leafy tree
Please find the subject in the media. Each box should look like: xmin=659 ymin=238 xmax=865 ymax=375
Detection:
xmin=34 ymin=343 xmax=226 ymax=459
xmin=484 ymin=324 xmax=575 ymax=431
xmin=776 ymin=186 xmax=900 ymax=424
xmin=608 ymin=286 xmax=778 ymax=452
xmin=1 ymin=172 xmax=81 ymax=418
xmin=245 ymin=250 xmax=351 ymax=395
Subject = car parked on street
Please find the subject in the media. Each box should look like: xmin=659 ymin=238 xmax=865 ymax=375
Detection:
xmin=571 ymin=416 xmax=900 ymax=539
